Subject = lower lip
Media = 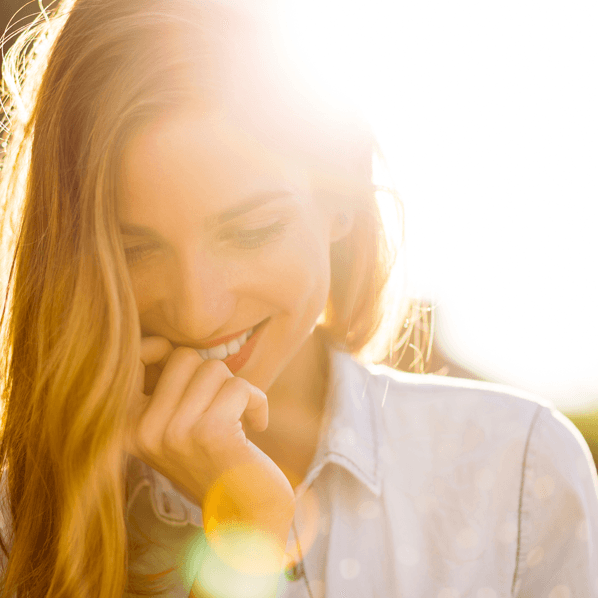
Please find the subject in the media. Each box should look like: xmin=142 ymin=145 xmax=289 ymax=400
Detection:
xmin=223 ymin=319 xmax=268 ymax=374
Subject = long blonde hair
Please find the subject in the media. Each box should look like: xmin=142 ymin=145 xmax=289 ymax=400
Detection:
xmin=0 ymin=1 xmax=428 ymax=596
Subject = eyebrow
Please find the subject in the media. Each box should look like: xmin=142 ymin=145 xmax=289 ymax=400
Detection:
xmin=119 ymin=191 xmax=294 ymax=237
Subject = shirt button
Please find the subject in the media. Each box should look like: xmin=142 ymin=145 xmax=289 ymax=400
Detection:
xmin=285 ymin=560 xmax=305 ymax=581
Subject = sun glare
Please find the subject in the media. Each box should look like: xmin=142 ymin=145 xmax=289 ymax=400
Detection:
xmin=273 ymin=0 xmax=598 ymax=413
xmin=273 ymin=0 xmax=379 ymax=116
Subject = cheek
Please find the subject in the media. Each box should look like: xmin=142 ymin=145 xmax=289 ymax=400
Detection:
xmin=261 ymin=227 xmax=331 ymax=313
xmin=126 ymin=217 xmax=333 ymax=316
xmin=128 ymin=270 xmax=158 ymax=314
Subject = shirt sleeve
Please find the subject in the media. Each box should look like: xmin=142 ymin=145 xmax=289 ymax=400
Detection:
xmin=513 ymin=405 xmax=598 ymax=597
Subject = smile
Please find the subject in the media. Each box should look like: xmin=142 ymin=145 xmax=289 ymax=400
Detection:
xmin=193 ymin=318 xmax=270 ymax=374
xmin=195 ymin=327 xmax=256 ymax=360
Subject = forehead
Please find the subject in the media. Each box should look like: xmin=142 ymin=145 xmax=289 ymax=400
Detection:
xmin=118 ymin=108 xmax=312 ymax=226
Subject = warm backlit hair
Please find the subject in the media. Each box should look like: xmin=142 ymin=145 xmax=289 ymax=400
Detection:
xmin=0 ymin=0 xmax=426 ymax=596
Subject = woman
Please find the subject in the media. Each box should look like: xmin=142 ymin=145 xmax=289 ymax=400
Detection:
xmin=1 ymin=1 xmax=597 ymax=597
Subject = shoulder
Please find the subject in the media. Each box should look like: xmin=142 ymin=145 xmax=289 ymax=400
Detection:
xmin=362 ymin=354 xmax=553 ymax=425
xmin=334 ymin=350 xmax=597 ymax=512
xmin=336 ymin=350 xmax=570 ymax=446
xmin=369 ymin=357 xmax=593 ymax=461
xmin=336 ymin=352 xmax=598 ymax=593
xmin=363 ymin=354 xmax=593 ymax=466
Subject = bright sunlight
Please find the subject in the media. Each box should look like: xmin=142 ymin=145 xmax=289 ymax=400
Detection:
xmin=274 ymin=0 xmax=598 ymax=413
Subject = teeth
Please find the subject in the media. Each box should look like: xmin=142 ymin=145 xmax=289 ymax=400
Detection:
xmin=207 ymin=344 xmax=228 ymax=360
xmin=226 ymin=339 xmax=241 ymax=355
xmin=196 ymin=326 xmax=256 ymax=361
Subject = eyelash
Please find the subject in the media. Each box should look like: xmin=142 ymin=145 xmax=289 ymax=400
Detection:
xmin=124 ymin=243 xmax=159 ymax=265
xmin=124 ymin=221 xmax=288 ymax=265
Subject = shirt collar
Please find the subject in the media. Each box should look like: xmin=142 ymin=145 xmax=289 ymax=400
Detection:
xmin=125 ymin=348 xmax=384 ymax=519
xmin=299 ymin=349 xmax=383 ymax=497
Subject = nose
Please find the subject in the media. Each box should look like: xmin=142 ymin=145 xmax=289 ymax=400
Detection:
xmin=162 ymin=249 xmax=237 ymax=339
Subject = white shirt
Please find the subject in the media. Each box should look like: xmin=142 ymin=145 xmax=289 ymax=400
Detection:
xmin=123 ymin=349 xmax=598 ymax=597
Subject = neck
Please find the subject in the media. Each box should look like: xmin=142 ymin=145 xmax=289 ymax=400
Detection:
xmin=268 ymin=329 xmax=329 ymax=415
xmin=246 ymin=329 xmax=330 ymax=487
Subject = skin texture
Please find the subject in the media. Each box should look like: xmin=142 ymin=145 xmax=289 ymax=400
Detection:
xmin=119 ymin=106 xmax=353 ymax=578
xmin=119 ymin=108 xmax=339 ymax=405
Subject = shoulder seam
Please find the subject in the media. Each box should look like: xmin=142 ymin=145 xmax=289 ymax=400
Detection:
xmin=511 ymin=403 xmax=544 ymax=595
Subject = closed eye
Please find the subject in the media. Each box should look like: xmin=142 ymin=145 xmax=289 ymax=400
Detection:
xmin=124 ymin=240 xmax=161 ymax=265
xmin=222 ymin=221 xmax=288 ymax=250
xmin=123 ymin=220 xmax=289 ymax=265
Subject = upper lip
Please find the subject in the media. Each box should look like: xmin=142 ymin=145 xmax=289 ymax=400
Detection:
xmin=198 ymin=328 xmax=252 ymax=350
xmin=189 ymin=318 xmax=268 ymax=350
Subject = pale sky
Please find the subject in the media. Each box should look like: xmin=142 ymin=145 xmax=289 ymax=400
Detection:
xmin=276 ymin=0 xmax=598 ymax=413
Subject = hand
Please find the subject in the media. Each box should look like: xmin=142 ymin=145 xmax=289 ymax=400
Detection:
xmin=126 ymin=336 xmax=295 ymax=557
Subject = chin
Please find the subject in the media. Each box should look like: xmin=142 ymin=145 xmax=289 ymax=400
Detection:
xmin=240 ymin=322 xmax=319 ymax=395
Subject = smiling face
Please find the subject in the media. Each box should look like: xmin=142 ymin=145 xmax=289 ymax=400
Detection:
xmin=118 ymin=108 xmax=347 ymax=394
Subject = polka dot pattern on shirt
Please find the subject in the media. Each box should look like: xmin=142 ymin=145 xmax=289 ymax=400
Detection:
xmin=339 ymin=558 xmax=360 ymax=580
xmin=395 ymin=544 xmax=420 ymax=567
xmin=534 ymin=475 xmax=555 ymax=499
xmin=526 ymin=546 xmax=544 ymax=568
xmin=548 ymin=585 xmax=571 ymax=598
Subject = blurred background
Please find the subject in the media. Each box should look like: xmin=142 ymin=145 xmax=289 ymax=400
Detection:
xmin=2 ymin=0 xmax=597 ymax=463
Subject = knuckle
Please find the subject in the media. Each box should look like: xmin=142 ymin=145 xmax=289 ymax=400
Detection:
xmin=162 ymin=422 xmax=185 ymax=451
xmin=172 ymin=346 xmax=202 ymax=363
xmin=224 ymin=376 xmax=250 ymax=392
xmin=202 ymin=358 xmax=233 ymax=377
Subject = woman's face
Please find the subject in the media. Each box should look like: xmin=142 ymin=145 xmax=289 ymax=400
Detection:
xmin=118 ymin=109 xmax=342 ymax=393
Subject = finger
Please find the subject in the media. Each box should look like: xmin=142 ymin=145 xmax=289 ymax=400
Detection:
xmin=142 ymin=347 xmax=205 ymax=416
xmin=139 ymin=336 xmax=175 ymax=395
xmin=200 ymin=376 xmax=268 ymax=434
xmin=137 ymin=353 xmax=231 ymax=454
xmin=140 ymin=336 xmax=174 ymax=368
xmin=174 ymin=358 xmax=234 ymax=414
xmin=241 ymin=386 xmax=268 ymax=432
xmin=128 ymin=338 xmax=177 ymax=457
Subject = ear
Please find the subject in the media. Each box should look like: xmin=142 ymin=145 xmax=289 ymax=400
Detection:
xmin=330 ymin=209 xmax=355 ymax=243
